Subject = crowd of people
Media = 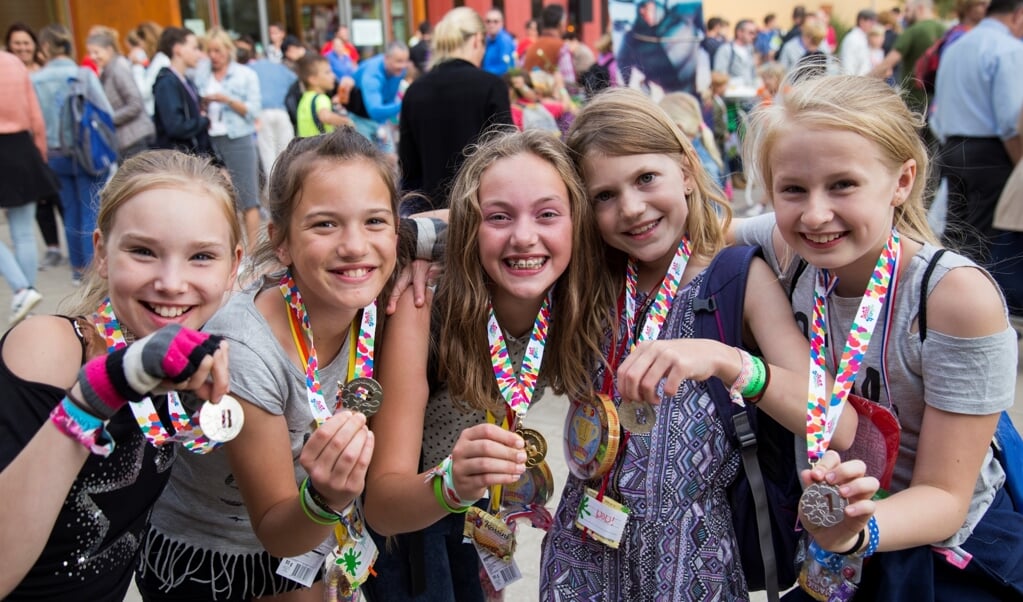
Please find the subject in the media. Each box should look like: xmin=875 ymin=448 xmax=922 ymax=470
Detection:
xmin=0 ymin=1 xmax=1022 ymax=601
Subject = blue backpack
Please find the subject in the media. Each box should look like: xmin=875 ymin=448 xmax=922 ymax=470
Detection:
xmin=60 ymin=67 xmax=118 ymax=176
xmin=693 ymin=245 xmax=802 ymax=602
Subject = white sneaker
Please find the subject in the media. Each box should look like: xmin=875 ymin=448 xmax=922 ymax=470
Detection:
xmin=10 ymin=288 xmax=42 ymax=325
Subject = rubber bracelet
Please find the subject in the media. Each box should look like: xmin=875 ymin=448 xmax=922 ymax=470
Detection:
xmin=862 ymin=516 xmax=880 ymax=557
xmin=835 ymin=527 xmax=866 ymax=556
xmin=299 ymin=478 xmax=340 ymax=525
xmin=746 ymin=359 xmax=771 ymax=405
xmin=741 ymin=355 xmax=766 ymax=398
xmin=440 ymin=455 xmax=477 ymax=509
xmin=433 ymin=474 xmax=470 ymax=514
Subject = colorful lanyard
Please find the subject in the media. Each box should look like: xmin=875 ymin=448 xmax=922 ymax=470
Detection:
xmin=806 ymin=229 xmax=901 ymax=465
xmin=485 ymin=294 xmax=552 ymax=419
xmin=623 ymin=237 xmax=692 ymax=350
xmin=279 ymin=271 xmax=377 ymax=426
xmin=94 ymin=299 xmax=219 ymax=454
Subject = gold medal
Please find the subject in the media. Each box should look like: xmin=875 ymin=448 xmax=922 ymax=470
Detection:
xmin=516 ymin=427 xmax=547 ymax=468
xmin=618 ymin=398 xmax=656 ymax=434
xmin=564 ymin=393 xmax=620 ymax=479
xmin=340 ymin=377 xmax=383 ymax=417
xmin=502 ymin=460 xmax=554 ymax=509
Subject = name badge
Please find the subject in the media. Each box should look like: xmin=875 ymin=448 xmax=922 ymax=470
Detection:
xmin=574 ymin=487 xmax=629 ymax=549
xmin=276 ymin=537 xmax=333 ymax=587
xmin=474 ymin=541 xmax=522 ymax=591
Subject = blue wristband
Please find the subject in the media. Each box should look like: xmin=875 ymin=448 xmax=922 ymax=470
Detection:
xmin=863 ymin=516 xmax=880 ymax=557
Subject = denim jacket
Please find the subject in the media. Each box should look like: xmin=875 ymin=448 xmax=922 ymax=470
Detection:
xmin=193 ymin=61 xmax=261 ymax=139
xmin=31 ymin=57 xmax=113 ymax=151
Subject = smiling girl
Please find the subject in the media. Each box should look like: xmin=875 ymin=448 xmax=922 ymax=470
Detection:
xmin=363 ymin=129 xmax=610 ymax=600
xmin=0 ymin=150 xmax=240 ymax=600
xmin=139 ymin=127 xmax=397 ymax=601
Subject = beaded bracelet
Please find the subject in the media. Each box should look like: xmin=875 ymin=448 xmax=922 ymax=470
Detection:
xmin=49 ymin=395 xmax=115 ymax=456
xmin=299 ymin=477 xmax=341 ymax=525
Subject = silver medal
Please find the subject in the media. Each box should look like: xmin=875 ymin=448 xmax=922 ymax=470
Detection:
xmin=618 ymin=399 xmax=656 ymax=434
xmin=341 ymin=377 xmax=383 ymax=417
xmin=198 ymin=394 xmax=245 ymax=442
xmin=799 ymin=481 xmax=848 ymax=528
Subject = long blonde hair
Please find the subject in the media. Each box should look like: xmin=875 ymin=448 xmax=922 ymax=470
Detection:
xmin=438 ymin=129 xmax=612 ymax=409
xmin=566 ymin=88 xmax=731 ymax=281
xmin=742 ymin=73 xmax=938 ymax=245
xmin=62 ymin=150 xmax=240 ymax=316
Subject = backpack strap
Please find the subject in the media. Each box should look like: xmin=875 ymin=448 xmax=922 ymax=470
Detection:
xmin=693 ymin=245 xmax=782 ymax=602
xmin=787 ymin=258 xmax=809 ymax=305
xmin=311 ymin=94 xmax=327 ymax=134
xmin=917 ymin=249 xmax=946 ymax=343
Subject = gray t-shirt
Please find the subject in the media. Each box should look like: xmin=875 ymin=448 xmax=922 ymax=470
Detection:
xmin=148 ymin=285 xmax=349 ymax=554
xmin=735 ymin=214 xmax=1016 ymax=546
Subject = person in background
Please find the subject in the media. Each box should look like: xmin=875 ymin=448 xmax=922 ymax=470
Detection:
xmin=85 ymin=27 xmax=155 ymax=160
xmin=409 ymin=20 xmax=432 ymax=77
xmin=5 ymin=22 xmax=62 ymax=271
xmin=234 ymin=35 xmax=256 ymax=64
xmin=398 ymin=7 xmax=513 ymax=212
xmin=130 ymin=21 xmax=169 ymax=117
xmin=152 ymin=27 xmax=214 ymax=161
xmin=294 ymin=53 xmax=354 ymax=138
xmin=347 ymin=41 xmax=408 ymax=153
xmin=754 ymin=13 xmax=783 ymax=62
xmin=870 ymin=0 xmax=946 ymax=116
xmin=0 ymin=50 xmax=54 ymax=324
xmin=713 ymin=19 xmax=759 ymax=88
xmin=840 ymin=9 xmax=879 ymax=76
xmin=266 ymin=22 xmax=286 ymax=63
xmin=517 ymin=19 xmax=540 ymax=63
xmin=196 ymin=27 xmax=263 ymax=256
xmin=659 ymin=91 xmax=726 ymax=189
xmin=280 ymin=35 xmax=307 ymax=71
xmin=482 ymin=8 xmax=516 ymax=76
xmin=701 ymin=16 xmax=730 ymax=60
xmin=334 ymin=23 xmax=360 ymax=64
xmin=248 ymin=43 xmax=298 ymax=180
xmin=326 ymin=26 xmax=358 ymax=83
xmin=522 ymin=4 xmax=566 ymax=74
xmin=32 ymin=24 xmax=112 ymax=287
xmin=564 ymin=31 xmax=596 ymax=84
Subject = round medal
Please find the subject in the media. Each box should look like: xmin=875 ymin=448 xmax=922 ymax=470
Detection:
xmin=516 ymin=427 xmax=548 ymax=468
xmin=198 ymin=394 xmax=245 ymax=442
xmin=799 ymin=481 xmax=848 ymax=528
xmin=341 ymin=377 xmax=383 ymax=417
xmin=564 ymin=393 xmax=620 ymax=479
xmin=501 ymin=460 xmax=554 ymax=510
xmin=618 ymin=398 xmax=656 ymax=435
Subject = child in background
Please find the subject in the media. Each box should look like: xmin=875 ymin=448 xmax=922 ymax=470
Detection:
xmin=736 ymin=73 xmax=1023 ymax=601
xmin=0 ymin=150 xmax=239 ymax=599
xmin=539 ymin=87 xmax=867 ymax=600
xmin=295 ymin=53 xmax=353 ymax=138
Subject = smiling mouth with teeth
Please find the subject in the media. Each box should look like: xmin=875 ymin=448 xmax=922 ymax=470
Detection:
xmin=627 ymin=220 xmax=659 ymax=236
xmin=803 ymin=232 xmax=844 ymax=244
xmin=146 ymin=303 xmax=191 ymax=318
xmin=336 ymin=267 xmax=371 ymax=277
xmin=505 ymin=257 xmax=547 ymax=270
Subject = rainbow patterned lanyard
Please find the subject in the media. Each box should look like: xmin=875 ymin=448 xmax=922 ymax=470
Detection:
xmin=94 ymin=299 xmax=220 ymax=454
xmin=279 ymin=271 xmax=376 ymax=426
xmin=806 ymin=229 xmax=901 ymax=465
xmin=486 ymin=294 xmax=552 ymax=418
xmin=624 ymin=237 xmax=692 ymax=351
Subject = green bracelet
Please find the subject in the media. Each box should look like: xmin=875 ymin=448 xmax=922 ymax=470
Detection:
xmin=741 ymin=355 xmax=766 ymax=399
xmin=299 ymin=478 xmax=340 ymax=525
xmin=433 ymin=474 xmax=470 ymax=514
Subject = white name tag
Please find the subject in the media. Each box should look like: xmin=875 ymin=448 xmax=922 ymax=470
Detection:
xmin=276 ymin=538 xmax=333 ymax=587
xmin=574 ymin=487 xmax=629 ymax=549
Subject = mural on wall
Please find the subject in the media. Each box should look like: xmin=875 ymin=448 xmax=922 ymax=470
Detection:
xmin=610 ymin=0 xmax=705 ymax=97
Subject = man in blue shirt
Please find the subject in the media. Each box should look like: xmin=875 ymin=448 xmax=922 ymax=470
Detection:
xmin=482 ymin=9 xmax=516 ymax=76
xmin=348 ymin=41 xmax=409 ymax=153
xmin=932 ymin=0 xmax=1023 ymax=314
xmin=248 ymin=57 xmax=298 ymax=176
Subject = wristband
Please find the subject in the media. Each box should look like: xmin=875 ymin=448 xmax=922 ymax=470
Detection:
xmin=433 ymin=475 xmax=470 ymax=514
xmin=746 ymin=359 xmax=771 ymax=405
xmin=740 ymin=355 xmax=766 ymax=399
xmin=439 ymin=455 xmax=476 ymax=509
xmin=835 ymin=527 xmax=866 ymax=556
xmin=299 ymin=477 xmax=341 ymax=525
xmin=862 ymin=515 xmax=879 ymax=557
xmin=49 ymin=396 xmax=115 ymax=456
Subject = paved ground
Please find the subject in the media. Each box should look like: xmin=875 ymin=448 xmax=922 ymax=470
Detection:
xmin=3 ymin=208 xmax=1019 ymax=602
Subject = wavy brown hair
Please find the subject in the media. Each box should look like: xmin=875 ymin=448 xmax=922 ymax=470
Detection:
xmin=437 ymin=129 xmax=612 ymax=410
xmin=565 ymin=87 xmax=732 ymax=289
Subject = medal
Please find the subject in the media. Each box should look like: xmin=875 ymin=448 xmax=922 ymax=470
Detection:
xmin=502 ymin=460 xmax=554 ymax=510
xmin=516 ymin=427 xmax=547 ymax=468
xmin=564 ymin=393 xmax=620 ymax=479
xmin=340 ymin=377 xmax=383 ymax=416
xmin=198 ymin=394 xmax=245 ymax=442
xmin=618 ymin=398 xmax=656 ymax=434
xmin=799 ymin=482 xmax=848 ymax=528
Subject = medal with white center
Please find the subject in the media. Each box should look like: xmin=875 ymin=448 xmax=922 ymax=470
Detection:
xmin=198 ymin=394 xmax=245 ymax=442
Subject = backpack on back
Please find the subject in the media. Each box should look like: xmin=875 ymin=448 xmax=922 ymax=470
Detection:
xmin=60 ymin=67 xmax=118 ymax=175
xmin=913 ymin=33 xmax=947 ymax=95
xmin=693 ymin=245 xmax=802 ymax=602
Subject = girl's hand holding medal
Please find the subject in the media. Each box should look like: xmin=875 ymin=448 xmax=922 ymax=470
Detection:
xmin=799 ymin=450 xmax=879 ymax=553
xmin=299 ymin=410 xmax=375 ymax=511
